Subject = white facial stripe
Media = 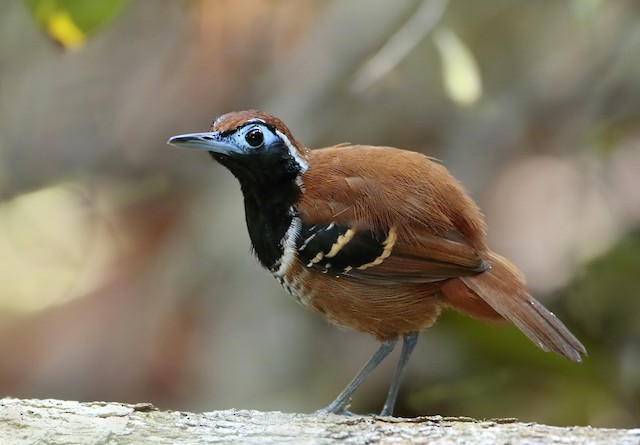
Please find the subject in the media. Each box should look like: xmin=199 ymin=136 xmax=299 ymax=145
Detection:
xmin=275 ymin=129 xmax=308 ymax=172
xmin=241 ymin=119 xmax=308 ymax=173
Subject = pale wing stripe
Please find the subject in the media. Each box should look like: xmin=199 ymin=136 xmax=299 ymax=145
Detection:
xmin=325 ymin=229 xmax=355 ymax=258
xmin=357 ymin=226 xmax=397 ymax=270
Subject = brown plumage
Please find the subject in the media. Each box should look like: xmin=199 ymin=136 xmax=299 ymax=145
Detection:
xmin=295 ymin=145 xmax=584 ymax=360
xmin=168 ymin=110 xmax=586 ymax=416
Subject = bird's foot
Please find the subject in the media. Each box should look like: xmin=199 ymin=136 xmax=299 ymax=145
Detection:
xmin=315 ymin=399 xmax=355 ymax=416
xmin=315 ymin=407 xmax=356 ymax=416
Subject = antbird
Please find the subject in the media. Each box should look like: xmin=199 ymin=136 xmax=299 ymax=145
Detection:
xmin=168 ymin=110 xmax=586 ymax=416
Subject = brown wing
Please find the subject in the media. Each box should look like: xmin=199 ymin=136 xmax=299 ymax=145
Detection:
xmin=295 ymin=145 xmax=490 ymax=283
xmin=296 ymin=145 xmax=586 ymax=361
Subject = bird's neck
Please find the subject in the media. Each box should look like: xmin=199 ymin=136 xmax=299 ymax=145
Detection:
xmin=240 ymin=178 xmax=302 ymax=271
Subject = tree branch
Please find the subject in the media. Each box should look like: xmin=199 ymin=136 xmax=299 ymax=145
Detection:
xmin=1 ymin=398 xmax=637 ymax=444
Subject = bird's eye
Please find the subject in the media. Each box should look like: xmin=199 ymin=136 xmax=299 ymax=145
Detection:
xmin=245 ymin=128 xmax=264 ymax=148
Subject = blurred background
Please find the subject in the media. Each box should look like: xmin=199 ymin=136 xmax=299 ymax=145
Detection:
xmin=1 ymin=0 xmax=639 ymax=428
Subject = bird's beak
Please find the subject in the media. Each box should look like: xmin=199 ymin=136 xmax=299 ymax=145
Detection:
xmin=167 ymin=132 xmax=238 ymax=155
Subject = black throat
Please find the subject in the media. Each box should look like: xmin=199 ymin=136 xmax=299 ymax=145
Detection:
xmin=239 ymin=179 xmax=301 ymax=271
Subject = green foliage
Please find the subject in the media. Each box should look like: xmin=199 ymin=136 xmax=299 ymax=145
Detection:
xmin=562 ymin=230 xmax=640 ymax=425
xmin=566 ymin=230 xmax=640 ymax=343
xmin=24 ymin=0 xmax=129 ymax=49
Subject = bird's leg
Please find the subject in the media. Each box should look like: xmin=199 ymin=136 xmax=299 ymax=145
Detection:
xmin=379 ymin=332 xmax=419 ymax=416
xmin=316 ymin=338 xmax=398 ymax=415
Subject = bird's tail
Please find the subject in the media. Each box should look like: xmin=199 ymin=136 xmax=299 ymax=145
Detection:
xmin=442 ymin=252 xmax=586 ymax=362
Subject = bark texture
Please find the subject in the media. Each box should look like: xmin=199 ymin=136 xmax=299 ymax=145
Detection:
xmin=1 ymin=398 xmax=638 ymax=444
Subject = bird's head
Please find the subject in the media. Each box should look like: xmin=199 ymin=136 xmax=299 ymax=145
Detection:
xmin=168 ymin=110 xmax=308 ymax=186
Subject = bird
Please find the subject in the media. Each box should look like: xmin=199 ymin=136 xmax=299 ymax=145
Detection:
xmin=168 ymin=110 xmax=586 ymax=416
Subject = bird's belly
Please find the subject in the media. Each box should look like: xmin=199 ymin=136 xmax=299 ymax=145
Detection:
xmin=273 ymin=262 xmax=445 ymax=340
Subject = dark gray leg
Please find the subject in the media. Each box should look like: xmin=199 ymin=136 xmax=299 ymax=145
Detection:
xmin=379 ymin=333 xmax=419 ymax=416
xmin=316 ymin=338 xmax=398 ymax=415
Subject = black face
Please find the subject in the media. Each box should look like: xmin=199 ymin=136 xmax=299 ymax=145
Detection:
xmin=168 ymin=120 xmax=307 ymax=270
xmin=168 ymin=120 xmax=307 ymax=187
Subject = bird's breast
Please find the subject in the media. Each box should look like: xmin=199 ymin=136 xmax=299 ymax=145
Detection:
xmin=270 ymin=234 xmax=445 ymax=340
